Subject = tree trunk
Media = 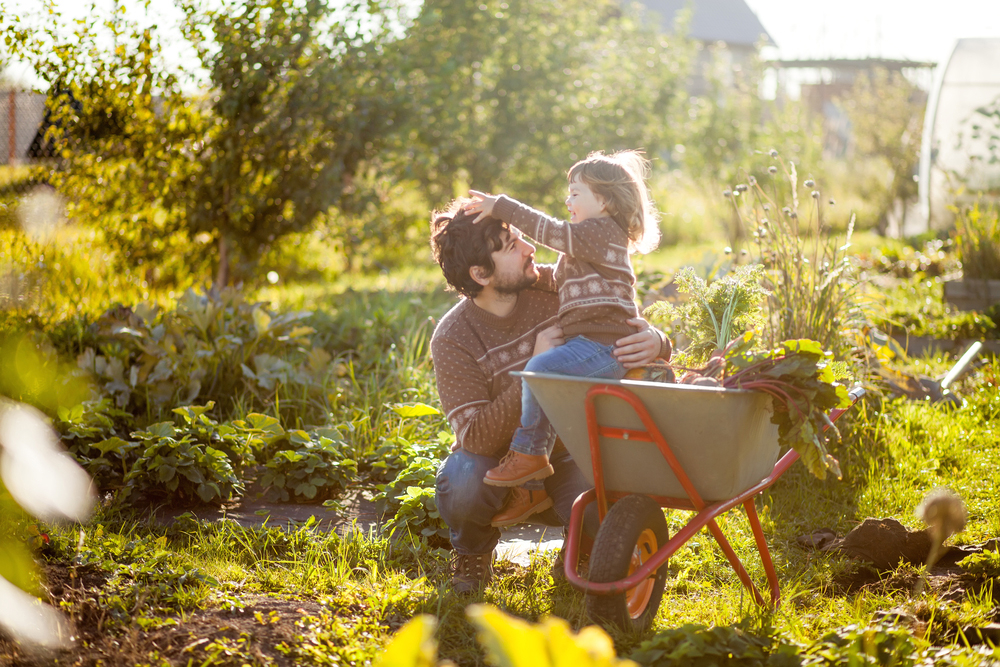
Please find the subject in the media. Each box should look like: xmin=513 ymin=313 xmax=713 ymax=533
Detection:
xmin=213 ymin=234 xmax=230 ymax=295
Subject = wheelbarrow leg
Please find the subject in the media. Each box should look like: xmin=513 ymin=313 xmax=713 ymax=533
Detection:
xmin=704 ymin=519 xmax=767 ymax=607
xmin=744 ymin=499 xmax=780 ymax=606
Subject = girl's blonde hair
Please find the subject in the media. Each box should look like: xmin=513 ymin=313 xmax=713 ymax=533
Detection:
xmin=568 ymin=150 xmax=660 ymax=254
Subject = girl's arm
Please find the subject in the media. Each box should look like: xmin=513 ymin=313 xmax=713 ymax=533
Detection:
xmin=467 ymin=191 xmax=626 ymax=265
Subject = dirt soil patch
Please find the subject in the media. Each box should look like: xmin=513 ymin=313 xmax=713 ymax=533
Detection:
xmin=1 ymin=563 xmax=353 ymax=667
xmin=798 ymin=518 xmax=1000 ymax=603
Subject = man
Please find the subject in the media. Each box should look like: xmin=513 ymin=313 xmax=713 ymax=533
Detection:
xmin=429 ymin=199 xmax=671 ymax=592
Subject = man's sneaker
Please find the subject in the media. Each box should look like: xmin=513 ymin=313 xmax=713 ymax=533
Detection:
xmin=483 ymin=451 xmax=554 ymax=487
xmin=490 ymin=487 xmax=554 ymax=527
xmin=451 ymin=552 xmax=494 ymax=594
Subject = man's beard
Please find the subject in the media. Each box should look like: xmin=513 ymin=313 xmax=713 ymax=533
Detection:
xmin=492 ymin=263 xmax=536 ymax=296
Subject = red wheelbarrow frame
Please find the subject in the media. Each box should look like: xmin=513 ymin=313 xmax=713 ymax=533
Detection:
xmin=562 ymin=384 xmax=865 ymax=607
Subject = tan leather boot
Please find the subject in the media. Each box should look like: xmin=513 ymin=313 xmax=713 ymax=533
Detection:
xmin=490 ymin=487 xmax=554 ymax=527
xmin=483 ymin=451 xmax=554 ymax=487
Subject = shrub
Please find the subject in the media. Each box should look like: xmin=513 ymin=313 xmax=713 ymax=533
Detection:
xmin=77 ymin=288 xmax=332 ymax=421
xmin=255 ymin=425 xmax=358 ymax=503
xmin=644 ymin=264 xmax=768 ymax=364
xmin=954 ymin=201 xmax=1000 ymax=280
xmin=122 ymin=403 xmax=252 ymax=505
xmin=57 ymin=398 xmax=136 ymax=493
xmin=728 ymin=158 xmax=864 ymax=357
xmin=373 ymin=456 xmax=448 ymax=547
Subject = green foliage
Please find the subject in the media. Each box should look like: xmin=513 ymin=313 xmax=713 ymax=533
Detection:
xmin=866 ymin=274 xmax=1000 ymax=340
xmin=729 ymin=157 xmax=864 ymax=356
xmin=629 ymin=623 xmax=798 ymax=667
xmin=467 ymin=603 xmax=638 ymax=667
xmin=958 ymin=550 xmax=1000 ymax=578
xmin=954 ymin=202 xmax=1000 ymax=280
xmin=256 ymin=426 xmax=358 ymax=503
xmin=0 ymin=328 xmax=89 ymax=415
xmin=799 ymin=623 xmax=916 ymax=666
xmin=0 ymin=225 xmax=165 ymax=323
xmin=3 ymin=0 xmax=409 ymax=287
xmin=2 ymin=3 xmax=205 ymax=287
xmin=176 ymin=0 xmax=408 ymax=285
xmin=69 ymin=528 xmax=217 ymax=624
xmin=398 ymin=0 xmax=690 ymax=211
xmin=123 ymin=404 xmax=250 ymax=505
xmin=670 ymin=50 xmax=824 ymax=245
xmin=839 ymin=68 xmax=925 ymax=230
xmin=56 ymin=398 xmax=136 ymax=493
xmin=374 ymin=456 xmax=448 ymax=547
xmin=724 ymin=335 xmax=852 ymax=479
xmin=376 ymin=614 xmax=437 ymax=667
xmin=645 ymin=264 xmax=768 ymax=364
xmin=77 ymin=289 xmax=329 ymax=421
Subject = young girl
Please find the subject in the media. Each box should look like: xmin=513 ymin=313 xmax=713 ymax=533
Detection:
xmin=465 ymin=150 xmax=661 ymax=514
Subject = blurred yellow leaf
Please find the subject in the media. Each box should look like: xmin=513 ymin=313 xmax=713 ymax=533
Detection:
xmin=375 ymin=615 xmax=438 ymax=667
xmin=467 ymin=604 xmax=549 ymax=667
xmin=253 ymin=308 xmax=271 ymax=337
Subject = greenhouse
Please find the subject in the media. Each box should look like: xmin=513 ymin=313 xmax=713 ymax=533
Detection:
xmin=919 ymin=37 xmax=1000 ymax=231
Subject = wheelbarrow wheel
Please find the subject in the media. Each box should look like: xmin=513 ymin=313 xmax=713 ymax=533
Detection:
xmin=586 ymin=494 xmax=669 ymax=633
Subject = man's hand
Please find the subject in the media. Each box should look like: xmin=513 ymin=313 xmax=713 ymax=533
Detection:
xmin=466 ymin=190 xmax=500 ymax=223
xmin=613 ymin=317 xmax=664 ymax=369
xmin=533 ymin=324 xmax=564 ymax=357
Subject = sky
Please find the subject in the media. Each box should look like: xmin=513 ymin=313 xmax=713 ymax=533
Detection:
xmin=745 ymin=0 xmax=1000 ymax=65
xmin=4 ymin=0 xmax=1000 ymax=87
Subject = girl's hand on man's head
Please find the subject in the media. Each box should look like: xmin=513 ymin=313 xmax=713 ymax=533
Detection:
xmin=467 ymin=190 xmax=499 ymax=223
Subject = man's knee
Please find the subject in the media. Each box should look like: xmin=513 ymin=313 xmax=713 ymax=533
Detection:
xmin=436 ymin=450 xmax=506 ymax=523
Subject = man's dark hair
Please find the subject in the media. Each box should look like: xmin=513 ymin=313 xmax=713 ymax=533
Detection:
xmin=430 ymin=198 xmax=508 ymax=298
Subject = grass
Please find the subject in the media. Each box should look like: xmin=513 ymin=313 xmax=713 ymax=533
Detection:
xmin=5 ymin=324 xmax=999 ymax=665
xmin=3 ymin=220 xmax=1000 ymax=664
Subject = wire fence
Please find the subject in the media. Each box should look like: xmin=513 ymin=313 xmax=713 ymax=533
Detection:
xmin=0 ymin=89 xmax=49 ymax=198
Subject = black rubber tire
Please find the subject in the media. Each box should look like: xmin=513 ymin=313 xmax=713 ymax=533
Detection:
xmin=586 ymin=494 xmax=669 ymax=633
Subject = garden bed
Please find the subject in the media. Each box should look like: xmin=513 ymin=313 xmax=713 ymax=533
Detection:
xmin=890 ymin=333 xmax=1000 ymax=358
xmin=943 ymin=279 xmax=1000 ymax=311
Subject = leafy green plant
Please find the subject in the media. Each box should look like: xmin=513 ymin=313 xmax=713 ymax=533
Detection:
xmin=723 ymin=334 xmax=852 ymax=479
xmin=728 ymin=158 xmax=864 ymax=357
xmin=644 ymin=264 xmax=768 ymax=363
xmin=799 ymin=623 xmax=917 ymax=666
xmin=374 ymin=456 xmax=448 ymax=547
xmin=123 ymin=404 xmax=252 ymax=504
xmin=954 ymin=202 xmax=1000 ymax=280
xmin=57 ymin=398 xmax=137 ymax=493
xmin=77 ymin=288 xmax=331 ymax=420
xmin=69 ymin=529 xmax=218 ymax=625
xmin=377 ymin=604 xmax=638 ymax=667
xmin=256 ymin=428 xmax=358 ymax=503
xmin=629 ymin=623 xmax=797 ymax=667
xmin=958 ymin=550 xmax=1000 ymax=578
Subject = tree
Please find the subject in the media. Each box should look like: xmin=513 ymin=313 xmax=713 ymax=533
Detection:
xmin=176 ymin=0 xmax=408 ymax=286
xmin=3 ymin=0 xmax=408 ymax=288
xmin=3 ymin=3 xmax=203 ymax=284
xmin=395 ymin=0 xmax=691 ymax=211
xmin=840 ymin=68 xmax=925 ymax=231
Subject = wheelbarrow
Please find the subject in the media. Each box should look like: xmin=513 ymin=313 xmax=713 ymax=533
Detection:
xmin=514 ymin=371 xmax=865 ymax=632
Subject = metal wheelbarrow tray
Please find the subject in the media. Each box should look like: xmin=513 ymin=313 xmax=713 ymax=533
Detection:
xmin=515 ymin=371 xmax=864 ymax=632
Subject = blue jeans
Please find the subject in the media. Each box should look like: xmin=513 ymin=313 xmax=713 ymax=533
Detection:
xmin=436 ymin=446 xmax=597 ymax=555
xmin=512 ymin=337 xmax=625 ymax=491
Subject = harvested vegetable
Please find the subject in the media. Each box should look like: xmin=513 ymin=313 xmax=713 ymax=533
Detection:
xmin=721 ymin=333 xmax=851 ymax=480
